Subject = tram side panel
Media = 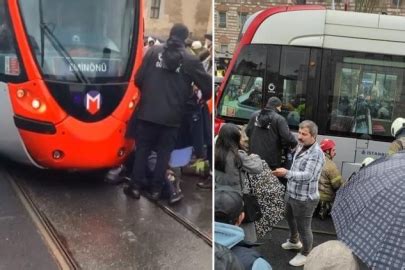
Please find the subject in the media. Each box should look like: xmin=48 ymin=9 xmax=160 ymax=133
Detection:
xmin=215 ymin=7 xmax=401 ymax=179
xmin=0 ymin=82 xmax=41 ymax=166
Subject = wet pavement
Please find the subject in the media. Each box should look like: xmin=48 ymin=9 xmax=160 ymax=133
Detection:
xmin=0 ymin=167 xmax=58 ymax=270
xmin=5 ymin=162 xmax=212 ymax=270
xmin=159 ymin=174 xmax=212 ymax=240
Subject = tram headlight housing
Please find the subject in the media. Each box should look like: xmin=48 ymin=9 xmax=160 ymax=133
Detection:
xmin=16 ymin=89 xmax=26 ymax=98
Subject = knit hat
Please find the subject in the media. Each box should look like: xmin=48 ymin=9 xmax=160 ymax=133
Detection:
xmin=265 ymin=97 xmax=282 ymax=109
xmin=215 ymin=186 xmax=244 ymax=224
xmin=169 ymin=23 xmax=189 ymax=41
xmin=304 ymin=240 xmax=359 ymax=270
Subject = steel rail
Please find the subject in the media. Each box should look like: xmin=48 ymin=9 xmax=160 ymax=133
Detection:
xmin=7 ymin=171 xmax=80 ymax=270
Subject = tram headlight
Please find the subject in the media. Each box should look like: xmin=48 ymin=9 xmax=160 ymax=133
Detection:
xmin=32 ymin=99 xmax=41 ymax=109
xmin=16 ymin=89 xmax=26 ymax=98
xmin=129 ymin=101 xmax=135 ymax=109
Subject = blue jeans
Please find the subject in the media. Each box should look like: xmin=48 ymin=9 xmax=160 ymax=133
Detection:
xmin=285 ymin=195 xmax=319 ymax=256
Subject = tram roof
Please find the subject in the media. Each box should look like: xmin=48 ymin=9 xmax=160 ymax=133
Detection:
xmin=245 ymin=6 xmax=405 ymax=56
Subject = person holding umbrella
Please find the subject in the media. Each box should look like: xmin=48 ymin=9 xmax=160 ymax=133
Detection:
xmin=272 ymin=120 xmax=325 ymax=267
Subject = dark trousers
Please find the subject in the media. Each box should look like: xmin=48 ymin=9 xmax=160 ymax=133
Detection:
xmin=285 ymin=195 xmax=319 ymax=256
xmin=130 ymin=120 xmax=178 ymax=191
xmin=189 ymin=104 xmax=211 ymax=160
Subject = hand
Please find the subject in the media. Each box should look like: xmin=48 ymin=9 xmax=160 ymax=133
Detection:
xmin=272 ymin=168 xmax=287 ymax=177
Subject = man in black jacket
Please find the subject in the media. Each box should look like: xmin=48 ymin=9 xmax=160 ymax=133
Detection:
xmin=124 ymin=23 xmax=212 ymax=202
xmin=246 ymin=97 xmax=297 ymax=185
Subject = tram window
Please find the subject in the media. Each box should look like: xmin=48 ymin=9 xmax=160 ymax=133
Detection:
xmin=278 ymin=46 xmax=310 ymax=127
xmin=18 ymin=0 xmax=136 ymax=83
xmin=328 ymin=53 xmax=405 ymax=138
xmin=218 ymin=45 xmax=266 ymax=120
xmin=0 ymin=0 xmax=21 ymax=77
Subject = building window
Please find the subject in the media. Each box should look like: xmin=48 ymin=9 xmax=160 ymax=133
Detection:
xmin=219 ymin=12 xmax=226 ymax=28
xmin=150 ymin=0 xmax=161 ymax=19
xmin=220 ymin=44 xmax=228 ymax=53
xmin=239 ymin=12 xmax=248 ymax=28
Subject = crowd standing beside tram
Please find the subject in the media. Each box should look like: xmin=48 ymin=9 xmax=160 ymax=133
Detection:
xmin=105 ymin=25 xmax=213 ymax=205
xmin=123 ymin=23 xmax=211 ymax=202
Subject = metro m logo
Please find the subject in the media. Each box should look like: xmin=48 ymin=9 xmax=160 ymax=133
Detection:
xmin=85 ymin=90 xmax=102 ymax=115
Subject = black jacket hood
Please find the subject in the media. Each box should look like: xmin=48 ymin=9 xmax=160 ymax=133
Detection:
xmin=162 ymin=37 xmax=184 ymax=72
xmin=256 ymin=108 xmax=277 ymax=129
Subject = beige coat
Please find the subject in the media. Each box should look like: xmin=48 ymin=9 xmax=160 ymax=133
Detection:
xmin=318 ymin=155 xmax=343 ymax=202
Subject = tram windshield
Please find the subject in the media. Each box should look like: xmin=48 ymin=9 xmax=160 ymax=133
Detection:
xmin=18 ymin=0 xmax=137 ymax=83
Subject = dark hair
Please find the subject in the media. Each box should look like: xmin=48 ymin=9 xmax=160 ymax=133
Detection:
xmin=215 ymin=123 xmax=242 ymax=172
xmin=215 ymin=211 xmax=239 ymax=225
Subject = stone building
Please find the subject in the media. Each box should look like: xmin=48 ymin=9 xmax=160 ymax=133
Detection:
xmin=144 ymin=0 xmax=212 ymax=41
xmin=215 ymin=0 xmax=405 ymax=55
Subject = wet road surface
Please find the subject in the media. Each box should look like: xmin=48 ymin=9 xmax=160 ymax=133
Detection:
xmin=0 ymin=168 xmax=59 ymax=270
xmin=4 ymin=162 xmax=211 ymax=270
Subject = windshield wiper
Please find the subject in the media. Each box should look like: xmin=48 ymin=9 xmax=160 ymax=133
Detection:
xmin=40 ymin=24 xmax=89 ymax=84
xmin=38 ymin=0 xmax=88 ymax=84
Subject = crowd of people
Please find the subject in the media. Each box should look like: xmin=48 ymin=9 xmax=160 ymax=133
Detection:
xmin=105 ymin=23 xmax=213 ymax=205
xmin=214 ymin=93 xmax=405 ymax=268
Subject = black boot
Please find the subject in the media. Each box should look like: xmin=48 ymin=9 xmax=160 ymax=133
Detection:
xmin=123 ymin=183 xmax=140 ymax=199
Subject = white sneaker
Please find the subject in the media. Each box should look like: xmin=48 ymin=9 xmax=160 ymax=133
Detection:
xmin=281 ymin=239 xmax=303 ymax=250
xmin=289 ymin=253 xmax=307 ymax=267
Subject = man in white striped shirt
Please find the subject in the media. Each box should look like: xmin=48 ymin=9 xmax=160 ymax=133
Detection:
xmin=273 ymin=120 xmax=325 ymax=267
